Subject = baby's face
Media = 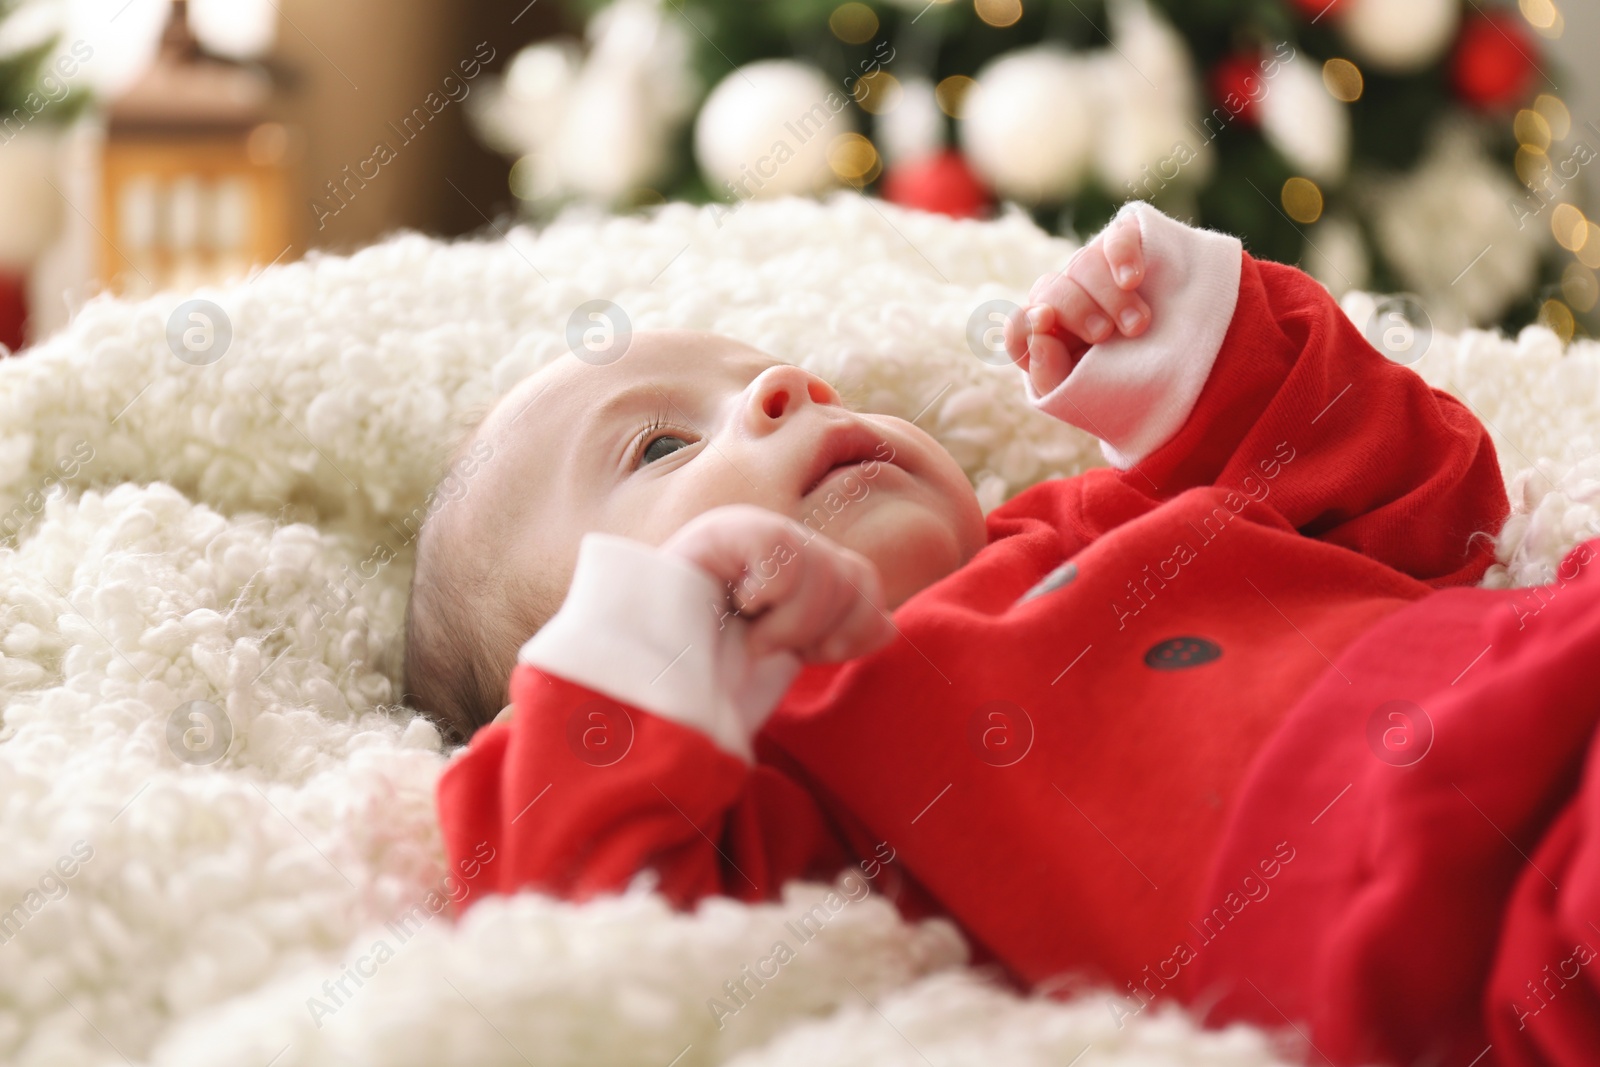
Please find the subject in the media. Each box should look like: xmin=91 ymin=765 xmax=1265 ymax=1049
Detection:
xmin=466 ymin=329 xmax=987 ymax=613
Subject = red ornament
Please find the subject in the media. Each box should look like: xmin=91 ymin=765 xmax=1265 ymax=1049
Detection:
xmin=1209 ymin=53 xmax=1266 ymax=127
xmin=0 ymin=270 xmax=26 ymax=353
xmin=1291 ymin=0 xmax=1345 ymax=20
xmin=881 ymin=150 xmax=990 ymax=219
xmin=1451 ymin=11 xmax=1540 ymax=110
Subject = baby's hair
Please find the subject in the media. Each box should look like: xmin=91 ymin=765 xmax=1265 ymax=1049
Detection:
xmin=402 ymin=400 xmax=556 ymax=745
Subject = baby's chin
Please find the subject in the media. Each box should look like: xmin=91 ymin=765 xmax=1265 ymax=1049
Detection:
xmin=804 ymin=489 xmax=982 ymax=608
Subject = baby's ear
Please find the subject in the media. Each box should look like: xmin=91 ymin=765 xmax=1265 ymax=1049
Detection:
xmin=492 ymin=703 xmax=514 ymax=725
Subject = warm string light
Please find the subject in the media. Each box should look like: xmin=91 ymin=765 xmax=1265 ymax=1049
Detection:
xmin=828 ymin=3 xmax=878 ymax=45
xmin=1281 ymin=177 xmax=1323 ymax=224
xmin=976 ymin=0 xmax=1023 ymax=29
xmin=1508 ymin=88 xmax=1593 ymax=333
xmin=1576 ymin=231 xmax=1600 ymax=272
xmin=1321 ymin=58 xmax=1363 ymax=102
xmin=1514 ymin=108 xmax=1552 ymax=151
xmin=1563 ymin=262 xmax=1599 ymax=312
xmin=829 ymin=132 xmax=882 ymax=184
xmin=853 ymin=70 xmax=903 ymax=114
xmin=1519 ymin=0 xmax=1565 ymax=38
xmin=935 ymin=75 xmax=975 ymax=118
xmin=1534 ymin=93 xmax=1571 ymax=137
xmin=1540 ymin=299 xmax=1576 ymax=341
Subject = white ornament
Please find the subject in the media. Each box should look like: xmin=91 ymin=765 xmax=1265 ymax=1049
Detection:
xmin=471 ymin=42 xmax=579 ymax=158
xmin=557 ymin=0 xmax=695 ymax=201
xmin=557 ymin=79 xmax=659 ymax=202
xmin=582 ymin=0 xmax=696 ymax=121
xmin=1094 ymin=0 xmax=1203 ymax=194
xmin=959 ymin=47 xmax=1093 ymax=202
xmin=695 ymin=60 xmax=849 ymax=199
xmin=61 ymin=0 xmax=171 ymax=98
xmin=1106 ymin=0 xmax=1198 ymax=92
xmin=468 ymin=0 xmax=695 ymax=205
xmin=877 ymin=77 xmax=943 ymax=165
xmin=1093 ymin=0 xmax=1209 ymax=195
xmin=188 ymin=0 xmax=277 ymax=61
xmin=1368 ymin=121 xmax=1543 ymax=327
xmin=1258 ymin=50 xmax=1350 ymax=182
xmin=0 ymin=2 xmax=61 ymax=56
xmin=1304 ymin=213 xmax=1370 ymax=297
xmin=1338 ymin=0 xmax=1460 ymax=74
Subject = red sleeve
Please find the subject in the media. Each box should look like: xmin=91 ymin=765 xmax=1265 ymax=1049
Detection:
xmin=437 ymin=663 xmax=853 ymax=910
xmin=1133 ymin=252 xmax=1508 ymax=587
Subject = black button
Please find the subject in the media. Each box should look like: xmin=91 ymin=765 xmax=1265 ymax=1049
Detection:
xmin=1144 ymin=637 xmax=1221 ymax=670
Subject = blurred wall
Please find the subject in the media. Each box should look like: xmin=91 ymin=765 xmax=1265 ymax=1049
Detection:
xmin=267 ymin=0 xmax=569 ymax=253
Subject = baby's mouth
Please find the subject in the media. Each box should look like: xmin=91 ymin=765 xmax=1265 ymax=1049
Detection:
xmin=800 ymin=422 xmax=896 ymax=498
xmin=805 ymin=461 xmax=870 ymax=497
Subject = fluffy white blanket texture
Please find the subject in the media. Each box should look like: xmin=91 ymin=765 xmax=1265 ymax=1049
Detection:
xmin=0 ymin=193 xmax=1591 ymax=1067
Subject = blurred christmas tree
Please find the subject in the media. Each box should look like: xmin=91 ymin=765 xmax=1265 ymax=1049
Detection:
xmin=0 ymin=0 xmax=91 ymax=123
xmin=472 ymin=0 xmax=1593 ymax=338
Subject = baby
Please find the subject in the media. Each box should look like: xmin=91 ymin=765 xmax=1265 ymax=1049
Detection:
xmin=408 ymin=204 xmax=1600 ymax=1066
xmin=402 ymin=213 xmax=1160 ymax=737
xmin=404 ymin=207 xmax=1190 ymax=738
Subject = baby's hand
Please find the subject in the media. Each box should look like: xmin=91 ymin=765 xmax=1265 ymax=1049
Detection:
xmin=661 ymin=504 xmax=897 ymax=663
xmin=1004 ymin=212 xmax=1150 ymax=396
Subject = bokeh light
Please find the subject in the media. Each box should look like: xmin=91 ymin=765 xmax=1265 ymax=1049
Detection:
xmin=1579 ymin=223 xmax=1600 ymax=270
xmin=829 ymin=3 xmax=879 ymax=45
xmin=1552 ymin=204 xmax=1586 ymax=251
xmin=1515 ymin=145 xmax=1551 ymax=188
xmin=1322 ymin=59 xmax=1363 ymax=103
xmin=935 ymin=75 xmax=976 ymax=118
xmin=829 ymin=132 xmax=882 ymax=184
xmin=1534 ymin=94 xmax=1571 ymax=138
xmin=976 ymin=0 xmax=1023 ymax=29
xmin=1519 ymin=0 xmax=1564 ymax=37
xmin=1562 ymin=263 xmax=1599 ymax=312
xmin=1514 ymin=108 xmax=1551 ymax=150
xmin=1539 ymin=298 xmax=1575 ymax=341
xmin=853 ymin=70 xmax=903 ymax=114
xmin=1281 ymin=177 xmax=1323 ymax=224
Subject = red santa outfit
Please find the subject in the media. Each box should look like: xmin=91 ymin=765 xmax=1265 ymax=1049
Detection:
xmin=436 ymin=203 xmax=1534 ymax=1061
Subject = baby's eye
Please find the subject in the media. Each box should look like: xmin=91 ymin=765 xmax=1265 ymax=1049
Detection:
xmin=640 ymin=434 xmax=691 ymax=465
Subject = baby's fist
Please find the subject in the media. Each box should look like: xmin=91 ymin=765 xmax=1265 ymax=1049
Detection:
xmin=661 ymin=504 xmax=897 ymax=663
xmin=1004 ymin=212 xmax=1151 ymax=396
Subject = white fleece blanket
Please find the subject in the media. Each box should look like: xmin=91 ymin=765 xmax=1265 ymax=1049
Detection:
xmin=0 ymin=193 xmax=1592 ymax=1067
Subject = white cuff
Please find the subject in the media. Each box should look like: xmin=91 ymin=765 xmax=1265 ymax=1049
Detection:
xmin=515 ymin=532 xmax=803 ymax=762
xmin=1025 ymin=200 xmax=1243 ymax=469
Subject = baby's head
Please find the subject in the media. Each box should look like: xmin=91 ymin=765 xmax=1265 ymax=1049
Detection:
xmin=403 ymin=329 xmax=986 ymax=740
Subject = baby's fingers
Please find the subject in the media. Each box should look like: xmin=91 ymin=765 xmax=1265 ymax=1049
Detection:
xmin=1065 ymin=244 xmax=1151 ymax=338
xmin=1025 ymin=330 xmax=1078 ymax=397
xmin=747 ymin=544 xmax=891 ymax=663
xmin=1002 ymin=303 xmax=1045 ymax=369
xmin=1102 ymin=214 xmax=1145 ymax=289
xmin=1031 ymin=275 xmax=1115 ymax=346
xmin=809 ymin=560 xmax=895 ymax=662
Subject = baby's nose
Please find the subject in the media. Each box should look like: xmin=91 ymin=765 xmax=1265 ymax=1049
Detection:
xmin=750 ymin=364 xmax=841 ymax=421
